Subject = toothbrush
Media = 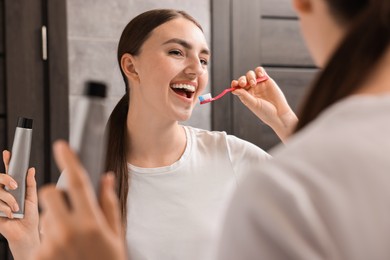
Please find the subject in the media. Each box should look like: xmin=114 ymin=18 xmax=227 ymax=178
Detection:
xmin=198 ymin=75 xmax=269 ymax=105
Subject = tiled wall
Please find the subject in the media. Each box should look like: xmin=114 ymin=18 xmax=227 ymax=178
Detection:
xmin=67 ymin=0 xmax=211 ymax=130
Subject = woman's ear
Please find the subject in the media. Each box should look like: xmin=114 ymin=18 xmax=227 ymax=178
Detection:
xmin=292 ymin=0 xmax=312 ymax=14
xmin=121 ymin=53 xmax=139 ymax=82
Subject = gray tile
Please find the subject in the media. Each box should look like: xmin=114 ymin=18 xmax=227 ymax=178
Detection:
xmin=67 ymin=0 xmax=133 ymax=40
xmin=67 ymin=0 xmax=212 ymax=132
xmin=131 ymin=0 xmax=211 ymax=42
xmin=68 ymin=39 xmax=125 ymax=97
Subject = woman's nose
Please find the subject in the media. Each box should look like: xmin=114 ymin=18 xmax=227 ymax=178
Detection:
xmin=184 ymin=57 xmax=205 ymax=76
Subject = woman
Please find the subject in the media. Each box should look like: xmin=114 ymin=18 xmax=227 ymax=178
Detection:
xmin=217 ymin=0 xmax=390 ymax=259
xmin=0 ymin=9 xmax=296 ymax=260
xmin=104 ymin=9 xmax=295 ymax=260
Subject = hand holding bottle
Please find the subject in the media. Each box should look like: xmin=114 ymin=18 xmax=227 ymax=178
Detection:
xmin=0 ymin=150 xmax=40 ymax=260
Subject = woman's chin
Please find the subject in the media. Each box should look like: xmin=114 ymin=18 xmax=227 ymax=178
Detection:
xmin=175 ymin=110 xmax=193 ymax=122
xmin=177 ymin=114 xmax=192 ymax=122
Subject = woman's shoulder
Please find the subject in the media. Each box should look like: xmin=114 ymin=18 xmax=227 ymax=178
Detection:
xmin=183 ymin=125 xmax=228 ymax=141
xmin=183 ymin=125 xmax=270 ymax=159
xmin=183 ymin=125 xmax=257 ymax=146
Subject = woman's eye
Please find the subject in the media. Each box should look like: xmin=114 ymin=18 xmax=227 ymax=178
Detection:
xmin=169 ymin=50 xmax=183 ymax=56
xmin=200 ymin=59 xmax=209 ymax=66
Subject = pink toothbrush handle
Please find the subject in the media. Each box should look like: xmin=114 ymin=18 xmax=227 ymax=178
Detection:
xmin=211 ymin=87 xmax=236 ymax=100
xmin=212 ymin=75 xmax=269 ymax=101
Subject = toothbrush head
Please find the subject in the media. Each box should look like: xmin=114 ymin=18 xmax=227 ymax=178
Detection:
xmin=199 ymin=93 xmax=213 ymax=104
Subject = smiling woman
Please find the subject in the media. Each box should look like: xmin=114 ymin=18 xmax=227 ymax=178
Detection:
xmin=100 ymin=9 xmax=297 ymax=260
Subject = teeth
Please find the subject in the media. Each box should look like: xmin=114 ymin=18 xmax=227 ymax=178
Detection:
xmin=171 ymin=84 xmax=196 ymax=92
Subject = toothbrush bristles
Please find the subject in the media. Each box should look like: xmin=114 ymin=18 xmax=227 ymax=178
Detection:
xmin=199 ymin=93 xmax=212 ymax=102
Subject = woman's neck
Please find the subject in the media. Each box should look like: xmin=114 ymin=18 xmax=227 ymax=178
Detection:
xmin=126 ymin=110 xmax=187 ymax=168
xmin=355 ymin=47 xmax=390 ymax=95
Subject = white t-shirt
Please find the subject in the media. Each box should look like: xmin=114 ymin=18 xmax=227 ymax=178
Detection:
xmin=217 ymin=94 xmax=390 ymax=260
xmin=126 ymin=126 xmax=271 ymax=260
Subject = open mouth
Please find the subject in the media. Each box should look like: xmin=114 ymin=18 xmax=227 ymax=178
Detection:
xmin=170 ymin=84 xmax=196 ymax=99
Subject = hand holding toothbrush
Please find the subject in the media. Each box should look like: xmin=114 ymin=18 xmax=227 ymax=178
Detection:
xmin=232 ymin=67 xmax=298 ymax=143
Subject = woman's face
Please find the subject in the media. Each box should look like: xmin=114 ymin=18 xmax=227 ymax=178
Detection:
xmin=293 ymin=0 xmax=346 ymax=67
xmin=130 ymin=17 xmax=210 ymax=122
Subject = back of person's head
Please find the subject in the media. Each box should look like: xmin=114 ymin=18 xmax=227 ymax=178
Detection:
xmin=106 ymin=9 xmax=202 ymax=225
xmin=295 ymin=0 xmax=390 ymax=132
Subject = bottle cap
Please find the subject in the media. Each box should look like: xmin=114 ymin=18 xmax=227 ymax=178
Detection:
xmin=17 ymin=117 xmax=33 ymax=129
xmin=85 ymin=81 xmax=107 ymax=98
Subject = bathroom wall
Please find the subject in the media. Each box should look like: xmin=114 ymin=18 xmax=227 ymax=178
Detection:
xmin=67 ymin=0 xmax=211 ymax=131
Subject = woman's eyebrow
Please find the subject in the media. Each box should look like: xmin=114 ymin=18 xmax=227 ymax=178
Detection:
xmin=162 ymin=38 xmax=210 ymax=55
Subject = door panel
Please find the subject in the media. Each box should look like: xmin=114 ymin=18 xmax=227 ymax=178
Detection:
xmin=212 ymin=0 xmax=317 ymax=151
xmin=211 ymin=0 xmax=233 ymax=132
xmin=261 ymin=19 xmax=314 ymax=67
xmin=5 ymin=0 xmax=46 ymax=187
xmin=0 ymin=0 xmax=68 ymax=258
xmin=266 ymin=68 xmax=316 ymax=111
xmin=0 ymin=119 xmax=4 ymax=170
xmin=261 ymin=0 xmax=296 ymax=17
xmin=0 ymin=61 xmax=4 ymax=115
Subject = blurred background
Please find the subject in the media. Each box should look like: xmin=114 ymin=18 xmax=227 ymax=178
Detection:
xmin=0 ymin=0 xmax=316 ymax=258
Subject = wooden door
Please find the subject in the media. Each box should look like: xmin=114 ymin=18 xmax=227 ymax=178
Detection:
xmin=212 ymin=0 xmax=317 ymax=150
xmin=0 ymin=0 xmax=68 ymax=258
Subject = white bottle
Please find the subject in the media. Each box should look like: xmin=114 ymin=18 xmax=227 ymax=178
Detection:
xmin=57 ymin=82 xmax=107 ymax=195
xmin=0 ymin=117 xmax=33 ymax=218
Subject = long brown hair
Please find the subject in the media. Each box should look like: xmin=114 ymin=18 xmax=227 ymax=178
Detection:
xmin=105 ymin=9 xmax=203 ymax=226
xmin=295 ymin=0 xmax=390 ymax=132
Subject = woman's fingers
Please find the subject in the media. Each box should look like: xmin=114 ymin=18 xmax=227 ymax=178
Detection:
xmin=0 ymin=173 xmax=18 ymax=190
xmin=0 ymin=199 xmax=14 ymax=218
xmin=34 ymin=140 xmax=127 ymax=260
xmin=246 ymin=70 xmax=257 ymax=87
xmin=100 ymin=173 xmax=122 ymax=236
xmin=39 ymin=185 xmax=71 ymax=235
xmin=0 ymin=188 xmax=19 ymax=212
xmin=237 ymin=75 xmax=248 ymax=88
xmin=233 ymin=89 xmax=263 ymax=117
xmin=2 ymin=150 xmax=10 ymax=173
xmin=231 ymin=79 xmax=239 ymax=88
xmin=255 ymin=66 xmax=267 ymax=77
xmin=52 ymin=141 xmax=98 ymax=216
xmin=25 ymin=167 xmax=38 ymax=204
xmin=32 ymin=232 xmax=71 ymax=260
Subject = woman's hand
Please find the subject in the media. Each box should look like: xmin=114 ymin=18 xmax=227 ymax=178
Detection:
xmin=232 ymin=67 xmax=298 ymax=142
xmin=0 ymin=150 xmax=40 ymax=260
xmin=32 ymin=141 xmax=126 ymax=260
